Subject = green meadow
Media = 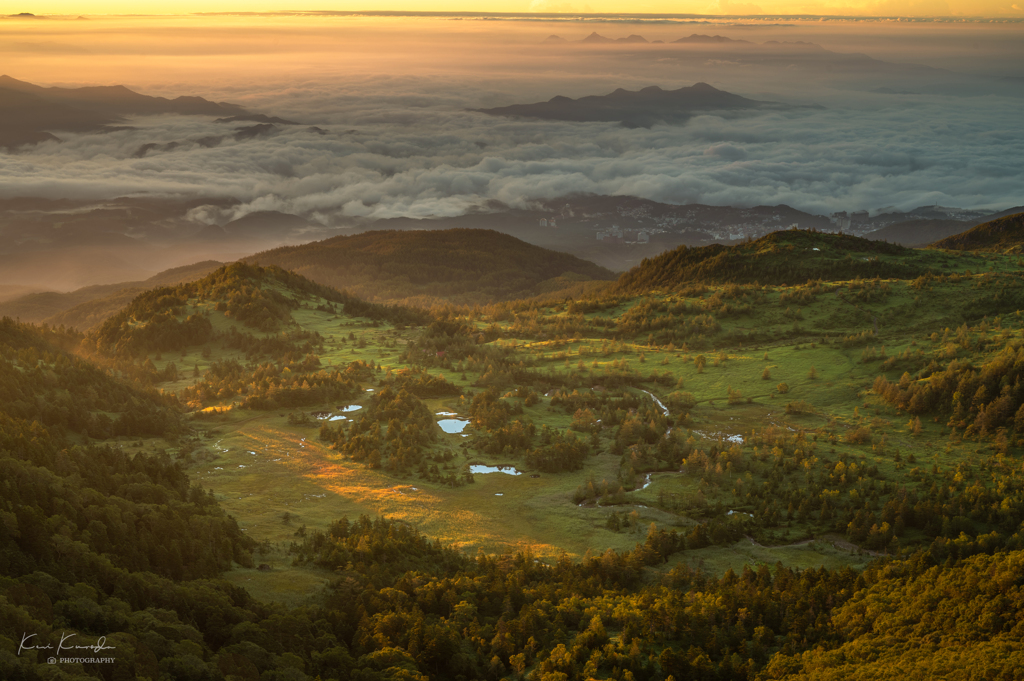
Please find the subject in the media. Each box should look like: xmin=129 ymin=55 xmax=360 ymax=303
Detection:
xmin=114 ymin=247 xmax=1024 ymax=604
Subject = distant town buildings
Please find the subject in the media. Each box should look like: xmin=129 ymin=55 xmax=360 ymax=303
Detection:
xmin=830 ymin=211 xmax=852 ymax=230
xmin=595 ymin=225 xmax=652 ymax=244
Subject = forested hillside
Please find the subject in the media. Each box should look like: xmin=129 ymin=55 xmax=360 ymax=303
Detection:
xmin=244 ymin=228 xmax=615 ymax=306
xmin=0 ymin=320 xmax=266 ymax=679
xmin=612 ymin=230 xmax=983 ymax=293
xmin=932 ymin=211 xmax=1024 ymax=252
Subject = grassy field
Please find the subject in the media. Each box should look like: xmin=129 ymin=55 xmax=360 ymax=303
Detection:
xmin=124 ymin=251 xmax=1024 ymax=603
xmin=183 ymin=408 xmax=680 ymax=558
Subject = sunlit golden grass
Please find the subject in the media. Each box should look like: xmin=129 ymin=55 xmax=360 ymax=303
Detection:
xmin=189 ymin=412 xmax=689 ymax=565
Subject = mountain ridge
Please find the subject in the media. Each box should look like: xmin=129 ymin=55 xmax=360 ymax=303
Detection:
xmin=243 ymin=228 xmax=616 ymax=306
xmin=931 ymin=211 xmax=1024 ymax=252
xmin=477 ymin=82 xmax=816 ymax=128
xmin=0 ymin=75 xmax=266 ymax=149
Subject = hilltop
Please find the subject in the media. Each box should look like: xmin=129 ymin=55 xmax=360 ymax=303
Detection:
xmin=243 ymin=228 xmax=616 ymax=305
xmin=0 ymin=75 xmax=281 ymax=149
xmin=90 ymin=261 xmax=427 ymax=358
xmin=931 ymin=211 xmax=1024 ymax=252
xmin=613 ymin=229 xmax=948 ymax=292
xmin=0 ymin=260 xmax=223 ymax=329
xmin=862 ymin=206 xmax=1024 ymax=247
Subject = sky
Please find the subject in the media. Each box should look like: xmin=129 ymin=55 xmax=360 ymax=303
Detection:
xmin=4 ymin=2 xmax=1024 ymax=16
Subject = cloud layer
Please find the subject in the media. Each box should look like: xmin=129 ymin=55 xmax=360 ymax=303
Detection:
xmin=1 ymin=16 xmax=1021 ymax=221
xmin=1 ymin=85 xmax=1020 ymax=221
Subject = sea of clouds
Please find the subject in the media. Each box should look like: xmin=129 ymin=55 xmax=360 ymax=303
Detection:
xmin=1 ymin=16 xmax=1022 ymax=221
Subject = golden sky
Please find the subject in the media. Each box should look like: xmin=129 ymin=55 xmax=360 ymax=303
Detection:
xmin=10 ymin=1 xmax=1024 ymax=18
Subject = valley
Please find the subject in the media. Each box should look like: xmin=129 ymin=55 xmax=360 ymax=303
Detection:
xmin=4 ymin=11 xmax=1024 ymax=679
xmin=6 ymin=222 xmax=1024 ymax=680
xmin=88 ymin=229 xmax=1024 ymax=593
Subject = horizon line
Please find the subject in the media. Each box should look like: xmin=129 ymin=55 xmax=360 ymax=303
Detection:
xmin=5 ymin=11 xmax=1024 ymax=22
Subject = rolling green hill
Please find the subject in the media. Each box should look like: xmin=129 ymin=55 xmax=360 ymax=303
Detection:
xmin=90 ymin=261 xmax=428 ymax=357
xmin=613 ymin=228 xmax=1001 ymax=293
xmin=243 ymin=228 xmax=615 ymax=305
xmin=931 ymin=211 xmax=1024 ymax=252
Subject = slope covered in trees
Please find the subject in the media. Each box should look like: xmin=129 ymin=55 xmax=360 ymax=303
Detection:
xmin=244 ymin=228 xmax=615 ymax=306
xmin=761 ymin=550 xmax=1024 ymax=679
xmin=932 ymin=211 xmax=1024 ymax=252
xmin=0 ymin=320 xmax=264 ymax=679
xmin=613 ymin=230 xmax=945 ymax=292
xmin=0 ymin=318 xmax=178 ymax=438
xmin=91 ymin=262 xmax=429 ymax=358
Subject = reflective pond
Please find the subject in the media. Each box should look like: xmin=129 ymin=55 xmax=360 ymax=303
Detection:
xmin=438 ymin=418 xmax=470 ymax=434
xmin=470 ymin=464 xmax=521 ymax=475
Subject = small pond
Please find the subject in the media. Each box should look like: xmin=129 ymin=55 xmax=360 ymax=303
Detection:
xmin=695 ymin=430 xmax=744 ymax=444
xmin=438 ymin=418 xmax=470 ymax=434
xmin=470 ymin=464 xmax=522 ymax=476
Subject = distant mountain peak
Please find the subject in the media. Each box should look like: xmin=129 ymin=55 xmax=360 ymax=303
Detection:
xmin=0 ymin=76 xmax=293 ymax=150
xmin=673 ymin=34 xmax=750 ymax=44
xmin=478 ymin=82 xmax=799 ymax=128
